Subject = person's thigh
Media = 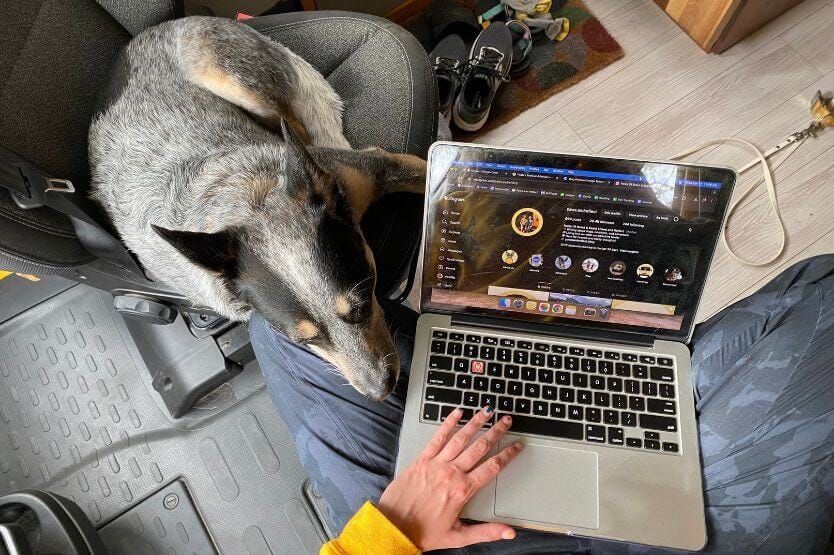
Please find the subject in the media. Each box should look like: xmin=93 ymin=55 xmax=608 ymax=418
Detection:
xmin=249 ymin=300 xmax=416 ymax=533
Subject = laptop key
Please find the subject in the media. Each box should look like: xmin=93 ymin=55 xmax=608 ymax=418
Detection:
xmin=640 ymin=355 xmax=656 ymax=364
xmin=594 ymin=392 xmax=609 ymax=407
xmin=625 ymin=380 xmax=640 ymax=394
xmin=474 ymin=377 xmax=489 ymax=391
xmin=660 ymin=384 xmax=676 ymax=399
xmin=622 ymin=353 xmax=638 ymax=362
xmin=658 ymin=357 xmax=674 ymax=367
xmin=578 ymin=390 xmax=592 ymax=405
xmin=487 ymin=362 xmax=502 ymax=377
xmin=483 ymin=336 xmax=498 ymax=345
xmin=463 ymin=391 xmax=479 ymax=407
xmin=547 ymin=354 xmax=563 ymax=369
xmin=427 ymin=371 xmax=455 ymax=387
xmin=559 ymin=388 xmax=575 ymax=403
xmin=504 ymin=365 xmax=520 ymax=379
xmin=518 ymin=341 xmax=533 ymax=350
xmin=524 ymin=383 xmax=540 ymax=398
xmin=508 ymin=381 xmax=523 ymax=396
xmin=513 ymin=351 xmax=529 ymax=364
xmin=423 ymin=403 xmax=439 ymax=421
xmin=565 ymin=357 xmax=579 ymax=371
xmin=456 ymin=375 xmax=472 ymax=389
xmin=534 ymin=343 xmax=550 ymax=352
xmin=599 ymin=361 xmax=614 ymax=375
xmin=426 ymin=387 xmax=462 ymax=404
xmin=587 ymin=349 xmax=603 ymax=358
xmin=453 ymin=359 xmax=468 ymax=373
xmin=480 ymin=346 xmax=495 ymax=360
xmin=431 ymin=340 xmax=446 ymax=354
xmin=650 ymin=366 xmax=675 ymax=382
xmin=612 ymin=393 xmax=627 ymax=408
xmin=447 ymin=342 xmax=463 ymax=356
xmin=647 ymin=399 xmax=677 ymax=415
xmin=604 ymin=351 xmax=620 ymax=360
xmin=459 ymin=408 xmax=474 ymax=423
xmin=515 ymin=398 xmax=531 ymax=414
xmin=440 ymin=406 xmax=456 ymax=421
xmin=521 ymin=367 xmax=537 ymax=381
xmin=432 ymin=330 xmax=447 ymax=339
xmin=550 ymin=403 xmax=566 ymax=418
xmin=500 ymin=338 xmax=515 ymax=347
xmin=607 ymin=377 xmax=623 ymax=392
xmin=626 ymin=438 xmax=642 ymax=448
xmin=572 ymin=374 xmax=588 ymax=388
xmin=639 ymin=414 xmax=678 ymax=432
xmin=585 ymin=408 xmax=601 ymax=422
xmin=570 ymin=347 xmax=585 ymax=356
xmin=552 ymin=345 xmax=567 ymax=354
xmin=662 ymin=442 xmax=679 ymax=453
xmin=490 ymin=379 xmax=506 ymax=394
xmin=464 ymin=344 xmax=478 ymax=358
xmin=555 ymin=371 xmax=571 ymax=386
xmin=498 ymin=413 xmax=583 ymax=440
xmin=633 ymin=365 xmax=649 ymax=379
xmin=466 ymin=334 xmax=481 ymax=343
xmin=429 ymin=355 xmax=453 ymax=370
xmin=542 ymin=385 xmax=558 ymax=400
xmin=538 ymin=369 xmax=554 ymax=383
xmin=531 ymin=352 xmax=545 ymax=366
xmin=581 ymin=359 xmax=597 ymax=373
xmin=603 ymin=409 xmax=618 ymax=424
xmin=497 ymin=348 xmax=512 ymax=362
xmin=644 ymin=432 xmax=660 ymax=440
xmin=498 ymin=396 xmax=513 ymax=411
xmin=481 ymin=394 xmax=496 ymax=408
xmin=450 ymin=332 xmax=464 ymax=341
xmin=622 ymin=412 xmax=637 ymax=427
xmin=568 ymin=405 xmax=583 ymax=420
xmin=470 ymin=360 xmax=485 ymax=374
xmin=642 ymin=381 xmax=658 ymax=396
xmin=608 ymin=427 xmax=624 ymax=445
xmin=615 ymin=363 xmax=631 ymax=377
xmin=628 ymin=396 xmax=645 ymax=412
xmin=533 ymin=401 xmax=548 ymax=416
xmin=585 ymin=424 xmax=605 ymax=443
xmin=644 ymin=440 xmax=660 ymax=450
xmin=590 ymin=376 xmax=605 ymax=390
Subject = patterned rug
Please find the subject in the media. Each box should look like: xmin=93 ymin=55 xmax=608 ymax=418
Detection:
xmin=457 ymin=0 xmax=623 ymax=140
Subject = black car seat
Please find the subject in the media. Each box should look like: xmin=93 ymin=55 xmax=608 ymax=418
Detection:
xmin=0 ymin=0 xmax=437 ymax=417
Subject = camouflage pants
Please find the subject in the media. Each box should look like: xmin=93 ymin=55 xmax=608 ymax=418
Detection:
xmin=250 ymin=255 xmax=834 ymax=553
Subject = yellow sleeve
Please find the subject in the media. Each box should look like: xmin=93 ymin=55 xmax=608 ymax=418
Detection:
xmin=320 ymin=501 xmax=420 ymax=555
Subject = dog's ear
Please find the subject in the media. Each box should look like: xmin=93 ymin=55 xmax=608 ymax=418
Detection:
xmin=281 ymin=119 xmax=332 ymax=195
xmin=152 ymin=225 xmax=240 ymax=277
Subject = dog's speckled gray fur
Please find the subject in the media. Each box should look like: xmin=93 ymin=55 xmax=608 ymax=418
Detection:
xmin=88 ymin=17 xmax=426 ymax=399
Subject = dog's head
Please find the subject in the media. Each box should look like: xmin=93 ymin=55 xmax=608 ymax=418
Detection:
xmin=153 ymin=128 xmax=399 ymax=400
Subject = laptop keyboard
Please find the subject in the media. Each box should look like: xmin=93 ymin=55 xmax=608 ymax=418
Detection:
xmin=422 ymin=328 xmax=681 ymax=454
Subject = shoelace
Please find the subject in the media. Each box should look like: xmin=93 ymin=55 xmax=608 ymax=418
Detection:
xmin=463 ymin=46 xmax=510 ymax=82
xmin=433 ymin=56 xmax=462 ymax=80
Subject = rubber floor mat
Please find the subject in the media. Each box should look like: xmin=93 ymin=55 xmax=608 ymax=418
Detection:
xmin=0 ymin=284 xmax=326 ymax=553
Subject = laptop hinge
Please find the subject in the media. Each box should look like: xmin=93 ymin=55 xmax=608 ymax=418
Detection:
xmin=451 ymin=314 xmax=655 ymax=347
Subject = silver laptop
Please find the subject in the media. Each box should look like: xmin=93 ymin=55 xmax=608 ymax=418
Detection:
xmin=395 ymin=142 xmax=736 ymax=550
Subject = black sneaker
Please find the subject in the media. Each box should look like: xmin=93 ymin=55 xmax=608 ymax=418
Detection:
xmin=429 ymin=34 xmax=467 ymax=122
xmin=452 ymin=22 xmax=512 ymax=132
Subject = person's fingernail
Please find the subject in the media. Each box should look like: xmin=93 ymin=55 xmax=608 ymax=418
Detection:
xmin=453 ymin=408 xmax=462 ymax=416
xmin=514 ymin=442 xmax=524 ymax=451
xmin=502 ymin=529 xmax=516 ymax=540
xmin=484 ymin=405 xmax=494 ymax=415
xmin=502 ymin=415 xmax=512 ymax=423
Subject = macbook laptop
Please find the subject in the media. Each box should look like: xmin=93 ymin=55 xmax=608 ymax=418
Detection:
xmin=395 ymin=142 xmax=736 ymax=550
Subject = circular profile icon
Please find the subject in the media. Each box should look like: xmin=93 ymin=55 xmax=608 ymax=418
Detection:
xmin=636 ymin=263 xmax=654 ymax=279
xmin=554 ymin=255 xmax=572 ymax=270
xmin=529 ymin=254 xmax=544 ymax=267
xmin=511 ymin=208 xmax=544 ymax=236
xmin=581 ymin=258 xmax=599 ymax=273
xmin=664 ymin=266 xmax=684 ymax=283
xmin=609 ymin=260 xmax=626 ymax=276
xmin=501 ymin=249 xmax=518 ymax=264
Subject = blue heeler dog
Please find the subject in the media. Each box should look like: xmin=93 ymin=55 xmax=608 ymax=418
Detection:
xmin=88 ymin=17 xmax=427 ymax=400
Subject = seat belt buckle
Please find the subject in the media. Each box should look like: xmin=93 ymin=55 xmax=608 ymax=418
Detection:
xmin=7 ymin=161 xmax=75 ymax=210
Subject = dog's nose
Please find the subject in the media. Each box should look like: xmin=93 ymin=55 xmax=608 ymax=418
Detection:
xmin=364 ymin=370 xmax=398 ymax=401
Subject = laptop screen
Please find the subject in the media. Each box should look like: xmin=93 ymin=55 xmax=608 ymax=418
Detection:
xmin=420 ymin=143 xmax=736 ymax=340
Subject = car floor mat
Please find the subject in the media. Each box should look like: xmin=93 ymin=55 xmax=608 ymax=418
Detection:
xmin=0 ymin=284 xmax=327 ymax=553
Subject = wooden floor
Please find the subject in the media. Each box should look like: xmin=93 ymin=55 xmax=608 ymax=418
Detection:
xmin=412 ymin=0 xmax=834 ymax=322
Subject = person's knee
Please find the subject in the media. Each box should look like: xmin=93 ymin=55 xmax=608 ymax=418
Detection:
xmin=769 ymin=254 xmax=834 ymax=297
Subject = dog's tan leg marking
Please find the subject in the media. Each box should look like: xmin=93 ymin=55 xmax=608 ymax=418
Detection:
xmin=336 ymin=163 xmax=378 ymax=219
xmin=295 ymin=320 xmax=320 ymax=340
xmin=187 ymin=53 xmax=311 ymax=144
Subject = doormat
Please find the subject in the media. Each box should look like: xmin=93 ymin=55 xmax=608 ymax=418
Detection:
xmin=458 ymin=0 xmax=623 ymax=139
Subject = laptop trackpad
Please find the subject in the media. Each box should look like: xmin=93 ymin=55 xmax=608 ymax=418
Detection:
xmin=494 ymin=441 xmax=599 ymax=529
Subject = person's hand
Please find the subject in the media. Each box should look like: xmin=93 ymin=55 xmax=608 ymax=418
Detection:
xmin=377 ymin=406 xmax=523 ymax=551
